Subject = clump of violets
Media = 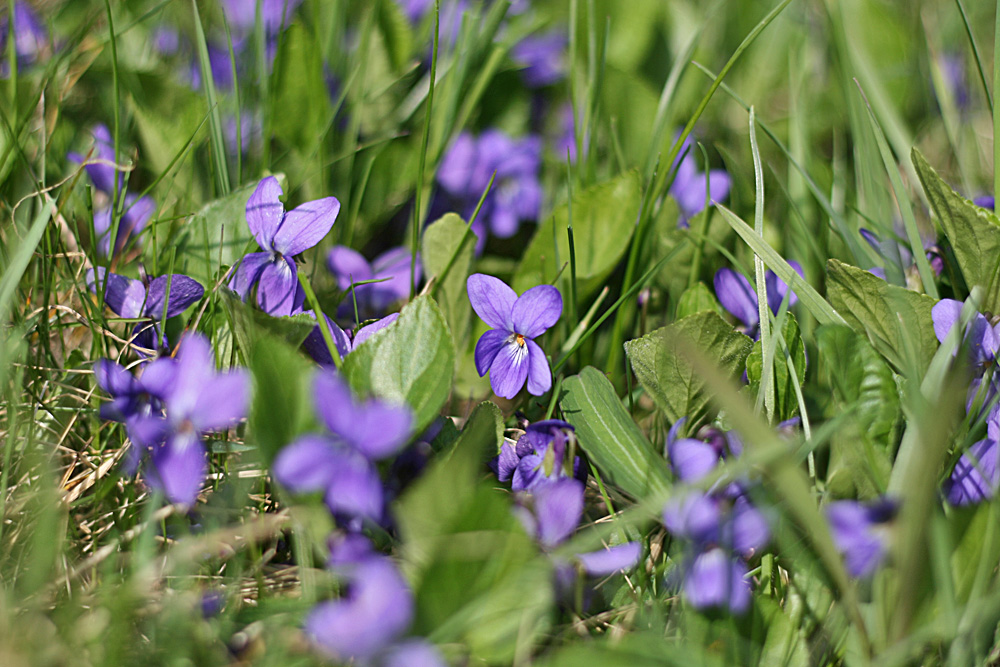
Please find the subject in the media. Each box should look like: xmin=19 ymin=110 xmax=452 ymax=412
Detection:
xmin=468 ymin=274 xmax=562 ymax=399
xmin=305 ymin=534 xmax=444 ymax=665
xmin=493 ymin=419 xmax=586 ymax=491
xmin=661 ymin=419 xmax=770 ymax=613
xmin=670 ymin=132 xmax=731 ymax=227
xmin=511 ymin=31 xmax=567 ymax=88
xmin=230 ymin=176 xmax=340 ymax=316
xmin=88 ymin=268 xmax=204 ymax=354
xmin=69 ymin=124 xmax=156 ymax=257
xmin=326 ymin=246 xmax=418 ymax=320
xmin=825 ymin=498 xmax=897 ymax=577
xmin=96 ymin=333 xmax=249 ymax=506
xmin=273 ymin=370 xmax=413 ymax=529
xmin=438 ymin=130 xmax=543 ymax=246
xmin=714 ymin=261 xmax=804 ymax=339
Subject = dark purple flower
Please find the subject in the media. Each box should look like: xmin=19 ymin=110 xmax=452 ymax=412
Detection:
xmin=468 ymin=273 xmax=561 ymax=399
xmin=713 ymin=261 xmax=804 ymax=337
xmin=945 ymin=422 xmax=1000 ymax=506
xmin=825 ymin=498 xmax=897 ymax=577
xmin=326 ymin=246 xmax=418 ymax=319
xmin=438 ymin=130 xmax=543 ymax=242
xmin=92 ymin=194 xmax=156 ymax=258
xmin=670 ymin=133 xmax=731 ymax=226
xmin=975 ymin=196 xmax=995 ymax=210
xmin=88 ymin=268 xmax=204 ymax=353
xmin=68 ymin=124 xmax=121 ymax=195
xmin=931 ymin=298 xmax=1000 ymax=370
xmin=123 ymin=333 xmax=249 ymax=505
xmin=511 ymin=31 xmax=566 ymax=88
xmin=302 ymin=312 xmax=399 ymax=367
xmin=493 ymin=419 xmax=585 ymax=491
xmin=683 ymin=547 xmax=751 ymax=613
xmin=229 ymin=176 xmax=340 ymax=316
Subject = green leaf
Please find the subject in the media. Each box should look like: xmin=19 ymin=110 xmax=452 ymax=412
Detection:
xmin=221 ymin=290 xmax=317 ymax=358
xmin=912 ymin=147 xmax=1000 ymax=312
xmin=560 ymin=366 xmax=669 ymax=499
xmin=826 ymin=258 xmax=938 ymax=375
xmin=176 ymin=182 xmax=257 ymax=285
xmin=342 ymin=294 xmax=455 ymax=433
xmin=514 ymin=171 xmax=641 ymax=297
xmin=376 ymin=0 xmax=413 ymax=72
xmin=675 ymin=281 xmax=723 ymax=320
xmin=395 ymin=402 xmax=549 ymax=662
xmin=422 ymin=213 xmax=475 ymax=349
xmin=746 ymin=313 xmax=807 ymax=422
xmin=816 ymin=325 xmax=899 ymax=498
xmin=624 ymin=311 xmax=754 ymax=427
xmin=246 ymin=332 xmax=315 ymax=465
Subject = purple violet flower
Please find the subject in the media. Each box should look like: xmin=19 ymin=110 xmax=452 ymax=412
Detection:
xmin=670 ymin=133 xmax=731 ymax=227
xmin=511 ymin=31 xmax=567 ymax=88
xmin=272 ymin=371 xmax=413 ymax=525
xmin=229 ymin=176 xmax=340 ymax=316
xmin=493 ymin=419 xmax=586 ymax=491
xmin=825 ymin=498 xmax=897 ymax=577
xmin=713 ymin=261 xmax=804 ymax=338
xmin=88 ymin=268 xmax=204 ymax=353
xmin=860 ymin=227 xmax=943 ymax=285
xmin=931 ymin=298 xmax=1000 ymax=371
xmin=945 ymin=419 xmax=1000 ymax=506
xmin=683 ymin=547 xmax=752 ymax=613
xmin=68 ymin=124 xmax=121 ymax=195
xmin=92 ymin=194 xmax=156 ymax=258
xmin=1 ymin=2 xmax=47 ymax=72
xmin=975 ymin=196 xmax=995 ymax=210
xmin=468 ymin=273 xmax=561 ymax=399
xmin=302 ymin=312 xmax=399 ymax=367
xmin=121 ymin=333 xmax=249 ymax=505
xmin=438 ymin=130 xmax=543 ymax=243
xmin=326 ymin=245 xmax=418 ymax=319
xmin=221 ymin=0 xmax=302 ymax=35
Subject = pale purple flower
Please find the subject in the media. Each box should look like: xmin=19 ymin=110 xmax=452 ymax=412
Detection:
xmin=468 ymin=273 xmax=561 ymax=399
xmin=1 ymin=2 xmax=47 ymax=71
xmin=68 ymin=124 xmax=121 ymax=195
xmin=860 ymin=227 xmax=943 ymax=283
xmin=670 ymin=133 xmax=731 ymax=226
xmin=713 ymin=261 xmax=804 ymax=338
xmin=931 ymin=298 xmax=1000 ymax=370
xmin=122 ymin=334 xmax=249 ymax=505
xmin=825 ymin=498 xmax=897 ymax=577
xmin=88 ymin=268 xmax=204 ymax=353
xmin=229 ymin=176 xmax=340 ymax=316
xmin=272 ymin=371 xmax=413 ymax=524
xmin=945 ymin=420 xmax=1000 ymax=506
xmin=92 ymin=194 xmax=156 ymax=258
xmin=438 ymin=130 xmax=543 ymax=242
xmin=326 ymin=246 xmax=418 ymax=319
xmin=221 ymin=0 xmax=302 ymax=34
xmin=975 ymin=196 xmax=995 ymax=210
xmin=683 ymin=548 xmax=751 ymax=613
xmin=511 ymin=31 xmax=566 ymax=88
xmin=938 ymin=54 xmax=970 ymax=112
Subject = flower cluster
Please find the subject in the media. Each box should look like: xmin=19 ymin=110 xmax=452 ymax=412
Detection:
xmin=326 ymin=245 xmax=418 ymax=321
xmin=661 ymin=419 xmax=769 ymax=613
xmin=438 ymin=131 xmax=543 ymax=246
xmin=69 ymin=125 xmax=156 ymax=258
xmin=95 ymin=333 xmax=249 ymax=506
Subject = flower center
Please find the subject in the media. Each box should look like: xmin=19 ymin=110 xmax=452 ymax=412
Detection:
xmin=516 ymin=333 xmax=525 ymax=347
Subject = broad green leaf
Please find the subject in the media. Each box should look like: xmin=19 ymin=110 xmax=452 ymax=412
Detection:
xmin=422 ymin=213 xmax=475 ymax=349
xmin=176 ymin=182 xmax=257 ymax=285
xmin=246 ymin=332 xmax=315 ymax=465
xmin=513 ymin=171 xmax=640 ymax=297
xmin=675 ymin=281 xmax=723 ymax=320
xmin=440 ymin=401 xmax=503 ymax=465
xmin=342 ymin=294 xmax=455 ymax=433
xmin=826 ymin=258 xmax=938 ymax=375
xmin=560 ymin=366 xmax=669 ymax=499
xmin=912 ymin=147 xmax=1000 ymax=312
xmin=220 ymin=290 xmax=317 ymax=359
xmin=746 ymin=313 xmax=807 ymax=423
xmin=395 ymin=402 xmax=548 ymax=662
xmin=817 ymin=325 xmax=899 ymax=498
xmin=625 ymin=311 xmax=754 ymax=427
xmin=757 ymin=596 xmax=811 ymax=666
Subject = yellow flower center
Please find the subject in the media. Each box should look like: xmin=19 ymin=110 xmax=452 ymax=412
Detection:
xmin=516 ymin=333 xmax=525 ymax=347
